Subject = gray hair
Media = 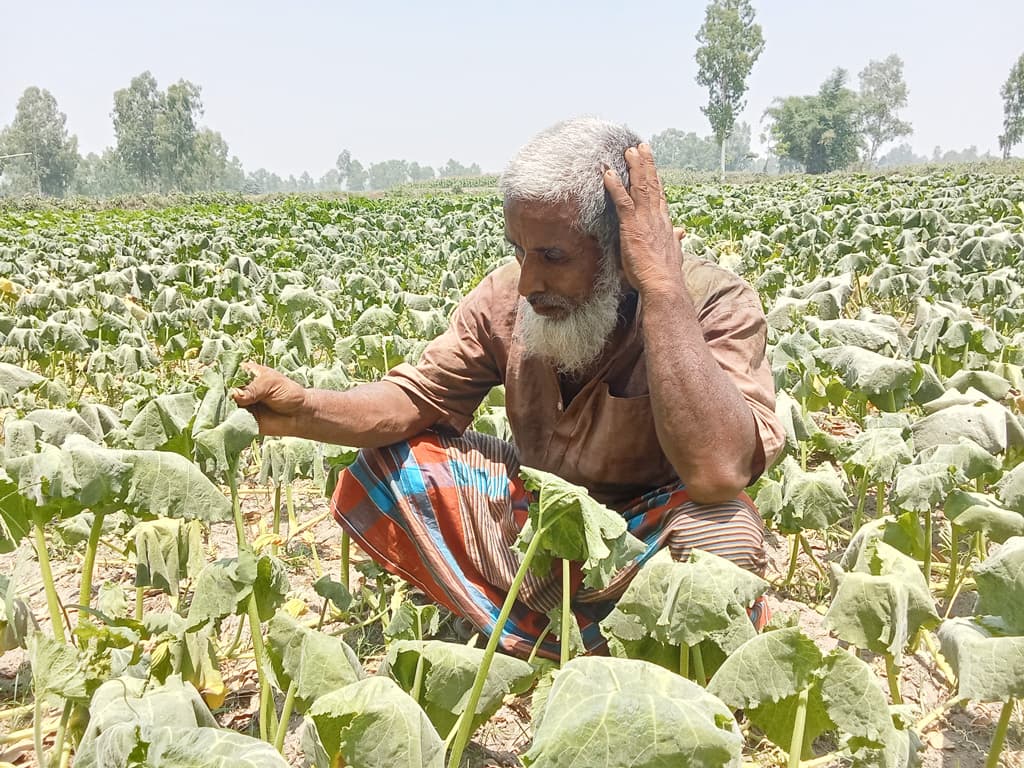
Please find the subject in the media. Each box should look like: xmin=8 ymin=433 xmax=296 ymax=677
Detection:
xmin=499 ymin=117 xmax=641 ymax=266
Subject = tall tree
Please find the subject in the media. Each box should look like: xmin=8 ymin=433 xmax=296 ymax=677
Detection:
xmin=858 ymin=54 xmax=912 ymax=166
xmin=649 ymin=122 xmax=755 ymax=171
xmin=0 ymin=87 xmax=79 ymax=196
xmin=765 ymin=69 xmax=864 ymax=174
xmin=439 ymin=159 xmax=481 ymax=177
xmin=155 ymin=80 xmax=203 ymax=190
xmin=335 ymin=149 xmax=368 ymax=191
xmin=112 ymin=72 xmax=163 ymax=190
xmin=999 ymin=53 xmax=1024 ymax=159
xmin=694 ymin=0 xmax=765 ymax=179
xmin=368 ymin=159 xmax=409 ymax=190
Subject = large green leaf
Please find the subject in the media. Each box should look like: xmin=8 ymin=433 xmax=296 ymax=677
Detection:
xmin=523 ymin=656 xmax=742 ymax=768
xmin=28 ymin=632 xmax=88 ymax=700
xmin=303 ymin=676 xmax=444 ymax=768
xmin=129 ymin=518 xmax=206 ymax=595
xmin=997 ymin=463 xmax=1024 ymax=513
xmin=194 ymin=408 xmax=259 ymax=473
xmin=266 ymin=613 xmax=364 ymax=712
xmin=938 ymin=617 xmax=1024 ymax=702
xmin=518 ymin=467 xmax=645 ymax=589
xmin=601 ymin=549 xmax=767 ymax=651
xmin=974 ymin=536 xmax=1024 ymax=632
xmin=777 ymin=456 xmax=850 ymax=534
xmin=911 ymin=399 xmax=1024 ymax=455
xmin=842 ymin=427 xmax=914 ymax=484
xmin=944 ymin=491 xmax=1024 ymax=543
xmin=892 ymin=461 xmax=963 ymax=512
xmin=916 ymin=437 xmax=1002 ymax=480
xmin=0 ymin=362 xmax=44 ymax=405
xmin=816 ymin=345 xmax=915 ymax=396
xmin=825 ymin=540 xmax=939 ymax=662
xmin=385 ymin=639 xmax=536 ymax=738
xmin=126 ymin=392 xmax=199 ymax=451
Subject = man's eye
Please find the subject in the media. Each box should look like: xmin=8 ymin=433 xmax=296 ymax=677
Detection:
xmin=543 ymin=250 xmax=564 ymax=262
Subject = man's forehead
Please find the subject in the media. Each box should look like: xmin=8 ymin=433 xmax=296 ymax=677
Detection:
xmin=502 ymin=197 xmax=580 ymax=228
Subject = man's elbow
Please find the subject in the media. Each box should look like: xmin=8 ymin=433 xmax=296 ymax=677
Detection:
xmin=681 ymin=465 xmax=750 ymax=504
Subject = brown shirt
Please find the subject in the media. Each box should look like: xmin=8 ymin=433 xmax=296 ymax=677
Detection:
xmin=384 ymin=259 xmax=784 ymax=507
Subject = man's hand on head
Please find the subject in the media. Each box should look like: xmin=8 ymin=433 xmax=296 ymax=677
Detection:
xmin=230 ymin=362 xmax=309 ymax=436
xmin=603 ymin=143 xmax=684 ymax=299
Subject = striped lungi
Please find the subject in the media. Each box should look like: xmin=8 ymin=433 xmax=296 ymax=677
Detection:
xmin=330 ymin=430 xmax=768 ymax=660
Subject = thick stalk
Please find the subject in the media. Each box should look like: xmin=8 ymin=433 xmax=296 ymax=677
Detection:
xmin=286 ymin=483 xmax=297 ymax=533
xmin=785 ymin=534 xmax=800 ymax=587
xmin=788 ymin=686 xmax=810 ymax=768
xmin=78 ymin=509 xmax=107 ymax=615
xmin=798 ymin=535 xmax=828 ymax=581
xmin=679 ymin=643 xmax=690 ymax=679
xmin=876 ymin=482 xmax=885 ymax=520
xmin=691 ymin=644 xmax=707 ymax=687
xmin=340 ymin=531 xmax=350 ymax=590
xmin=985 ymin=699 xmax=1014 ymax=768
xmin=447 ymin=525 xmax=548 ymax=768
xmin=975 ymin=531 xmax=988 ymax=564
xmin=247 ymin=596 xmax=270 ymax=741
xmin=229 ymin=460 xmax=246 ymax=551
xmin=560 ymin=559 xmax=571 ymax=667
xmin=33 ymin=693 xmax=44 ymax=768
xmin=526 ymin=623 xmax=552 ymax=666
xmin=273 ymin=680 xmax=298 ymax=754
xmin=884 ymin=653 xmax=903 ymax=704
xmin=945 ymin=523 xmax=963 ymax=604
xmin=135 ymin=587 xmax=144 ymax=622
xmin=411 ymin=614 xmax=426 ymax=703
xmin=33 ymin=517 xmax=65 ymax=643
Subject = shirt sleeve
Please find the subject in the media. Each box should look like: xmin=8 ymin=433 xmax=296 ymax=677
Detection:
xmin=696 ymin=281 xmax=785 ymax=484
xmin=382 ymin=276 xmax=503 ymax=434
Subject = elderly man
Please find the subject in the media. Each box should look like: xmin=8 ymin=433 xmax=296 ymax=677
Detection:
xmin=232 ymin=118 xmax=783 ymax=658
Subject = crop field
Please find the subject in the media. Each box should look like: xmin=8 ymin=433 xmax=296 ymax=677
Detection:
xmin=0 ymin=167 xmax=1023 ymax=767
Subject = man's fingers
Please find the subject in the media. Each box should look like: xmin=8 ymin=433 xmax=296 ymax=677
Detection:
xmin=603 ymin=168 xmax=635 ymax=214
xmin=674 ymin=227 xmax=686 ymax=242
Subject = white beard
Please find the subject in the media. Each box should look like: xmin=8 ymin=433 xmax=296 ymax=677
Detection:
xmin=516 ymin=263 xmax=624 ymax=377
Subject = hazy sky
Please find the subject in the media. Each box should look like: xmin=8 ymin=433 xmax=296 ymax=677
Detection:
xmin=2 ymin=1 xmax=1022 ymax=176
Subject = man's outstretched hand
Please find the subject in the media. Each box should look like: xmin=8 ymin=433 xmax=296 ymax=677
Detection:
xmin=230 ymin=362 xmax=308 ymax=436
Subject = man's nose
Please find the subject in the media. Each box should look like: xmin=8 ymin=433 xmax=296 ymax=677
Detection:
xmin=516 ymin=253 xmax=544 ymax=299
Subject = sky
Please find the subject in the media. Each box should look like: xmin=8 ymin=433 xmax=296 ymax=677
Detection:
xmin=2 ymin=1 xmax=1022 ymax=177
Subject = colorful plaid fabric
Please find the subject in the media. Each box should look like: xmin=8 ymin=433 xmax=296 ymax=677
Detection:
xmin=330 ymin=430 xmax=770 ymax=660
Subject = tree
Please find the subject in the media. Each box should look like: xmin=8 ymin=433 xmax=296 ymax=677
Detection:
xmin=876 ymin=143 xmax=927 ymax=169
xmin=0 ymin=87 xmax=80 ymax=196
xmin=858 ymin=55 xmax=912 ymax=166
xmin=155 ymin=80 xmax=203 ymax=190
xmin=694 ymin=0 xmax=765 ymax=178
xmin=649 ymin=122 xmax=755 ymax=171
xmin=408 ymin=162 xmax=435 ymax=182
xmin=765 ymin=69 xmax=864 ymax=174
xmin=999 ymin=53 xmax=1024 ymax=158
xmin=440 ymin=159 xmax=481 ymax=177
xmin=112 ymin=72 xmax=163 ymax=190
xmin=188 ymin=129 xmax=244 ymax=191
xmin=335 ymin=149 xmax=368 ymax=191
xmin=368 ymin=159 xmax=409 ymax=190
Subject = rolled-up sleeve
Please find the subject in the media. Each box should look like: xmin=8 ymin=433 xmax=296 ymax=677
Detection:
xmin=383 ymin=276 xmax=503 ymax=434
xmin=697 ymin=282 xmax=785 ymax=483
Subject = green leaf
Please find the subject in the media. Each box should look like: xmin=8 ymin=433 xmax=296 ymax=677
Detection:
xmin=825 ymin=540 xmax=939 ymax=663
xmin=28 ymin=632 xmax=88 ymax=700
xmin=384 ymin=600 xmax=438 ymax=641
xmin=518 ymin=467 xmax=645 ymax=589
xmin=129 ymin=518 xmax=206 ymax=595
xmin=945 ymin=491 xmax=1024 ymax=543
xmin=945 ymin=369 xmax=1013 ymax=401
xmin=816 ymin=345 xmax=915 ymax=396
xmin=842 ymin=427 xmax=914 ymax=484
xmin=974 ymin=536 xmax=1024 ymax=632
xmin=385 ymin=639 xmax=536 ymax=738
xmin=997 ymin=463 xmax=1024 ymax=513
xmin=917 ymin=437 xmax=1002 ymax=480
xmin=601 ymin=549 xmax=767 ymax=651
xmin=0 ymin=362 xmax=44 ymax=405
xmin=126 ymin=392 xmax=199 ymax=451
xmin=938 ymin=617 xmax=1024 ymax=702
xmin=778 ymin=456 xmax=850 ymax=533
xmin=266 ymin=613 xmax=364 ymax=712
xmin=313 ymin=575 xmax=352 ymax=613
xmin=194 ymin=408 xmax=259 ymax=473
xmin=303 ymin=676 xmax=445 ymax=768
xmin=912 ymin=399 xmax=1024 ymax=455
xmin=0 ymin=573 xmax=34 ymax=653
xmin=523 ymin=656 xmax=742 ymax=767
xmin=892 ymin=461 xmax=962 ymax=512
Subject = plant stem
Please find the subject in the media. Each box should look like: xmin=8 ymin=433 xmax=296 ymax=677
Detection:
xmin=913 ymin=695 xmax=965 ymax=734
xmin=78 ymin=509 xmax=106 ymax=616
xmin=229 ymin=460 xmax=246 ymax=552
xmin=526 ymin=624 xmax=552 ymax=666
xmin=33 ymin=691 xmax=44 ymax=768
xmin=273 ymin=680 xmax=298 ymax=754
xmin=286 ymin=483 xmax=297 ymax=533
xmin=447 ymin=525 xmax=548 ymax=768
xmin=340 ymin=531 xmax=350 ymax=590
xmin=560 ymin=559 xmax=571 ymax=667
xmin=876 ymin=482 xmax=885 ymax=519
xmin=788 ymin=686 xmax=810 ymax=768
xmin=679 ymin=643 xmax=690 ymax=679
xmin=975 ymin=531 xmax=988 ymax=564
xmin=135 ymin=586 xmax=144 ymax=622
xmin=411 ymin=614 xmax=426 ymax=703
xmin=884 ymin=653 xmax=903 ymax=705
xmin=247 ymin=596 xmax=270 ymax=741
xmin=852 ymin=473 xmax=869 ymax=532
xmin=52 ymin=700 xmax=72 ymax=768
xmin=923 ymin=509 xmax=933 ymax=584
xmin=785 ymin=534 xmax=800 ymax=587
xmin=945 ymin=523 xmax=962 ymax=604
xmin=691 ymin=644 xmax=707 ymax=687
xmin=798 ymin=535 xmax=828 ymax=581
xmin=920 ymin=631 xmax=957 ymax=690
xmin=33 ymin=517 xmax=65 ymax=644
xmin=985 ymin=699 xmax=1014 ymax=768
xmin=271 ymin=483 xmax=282 ymax=556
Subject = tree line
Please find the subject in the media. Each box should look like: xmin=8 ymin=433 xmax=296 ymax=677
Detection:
xmin=692 ymin=0 xmax=1023 ymax=176
xmin=0 ymin=72 xmax=483 ymax=197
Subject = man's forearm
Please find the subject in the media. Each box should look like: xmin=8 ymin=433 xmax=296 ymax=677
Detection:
xmin=641 ymin=283 xmax=758 ymax=503
xmin=282 ymin=380 xmax=440 ymax=447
